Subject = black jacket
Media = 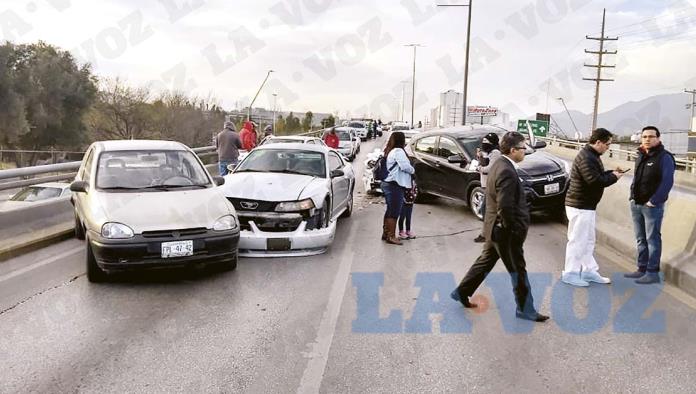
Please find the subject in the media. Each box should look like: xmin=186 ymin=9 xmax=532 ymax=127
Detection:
xmin=484 ymin=157 xmax=530 ymax=241
xmin=630 ymin=143 xmax=675 ymax=205
xmin=564 ymin=144 xmax=618 ymax=210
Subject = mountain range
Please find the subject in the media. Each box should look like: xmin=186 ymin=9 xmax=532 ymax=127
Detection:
xmin=537 ymin=93 xmax=693 ymax=138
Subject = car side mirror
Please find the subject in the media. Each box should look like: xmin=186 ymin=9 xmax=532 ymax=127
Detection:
xmin=330 ymin=169 xmax=345 ymax=178
xmin=70 ymin=180 xmax=88 ymax=193
xmin=213 ymin=176 xmax=225 ymax=186
xmin=533 ymin=140 xmax=547 ymax=149
xmin=447 ymin=155 xmax=467 ymax=166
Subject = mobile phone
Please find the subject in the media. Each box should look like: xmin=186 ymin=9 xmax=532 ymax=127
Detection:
xmin=619 ymin=168 xmax=631 ymax=173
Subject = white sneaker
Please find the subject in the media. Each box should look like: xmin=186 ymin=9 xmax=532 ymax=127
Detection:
xmin=581 ymin=271 xmax=611 ymax=284
xmin=561 ymin=272 xmax=589 ymax=287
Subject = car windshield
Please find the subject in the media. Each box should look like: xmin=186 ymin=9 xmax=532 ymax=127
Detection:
xmin=10 ymin=186 xmax=63 ymax=201
xmin=336 ymin=131 xmax=352 ymax=141
xmin=96 ymin=150 xmax=211 ymax=190
xmin=349 ymin=122 xmax=365 ymax=128
xmin=392 ymin=125 xmax=410 ymax=131
xmin=236 ymin=149 xmax=326 ymax=178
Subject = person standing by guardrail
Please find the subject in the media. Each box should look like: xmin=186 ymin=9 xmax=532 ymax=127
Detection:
xmin=215 ymin=121 xmax=242 ymax=176
xmin=562 ymin=128 xmax=624 ymax=287
xmin=624 ymin=126 xmax=675 ymax=284
xmin=240 ymin=121 xmax=257 ymax=151
xmin=323 ymin=127 xmax=339 ymax=149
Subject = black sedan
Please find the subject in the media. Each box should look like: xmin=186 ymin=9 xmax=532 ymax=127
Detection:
xmin=406 ymin=126 xmax=571 ymax=220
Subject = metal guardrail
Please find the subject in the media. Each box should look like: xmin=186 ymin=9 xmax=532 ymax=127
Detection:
xmin=538 ymin=136 xmax=696 ymax=174
xmin=0 ymin=130 xmax=326 ymax=192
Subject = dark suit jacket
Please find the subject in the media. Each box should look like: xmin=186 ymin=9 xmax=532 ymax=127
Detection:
xmin=483 ymin=156 xmax=530 ymax=241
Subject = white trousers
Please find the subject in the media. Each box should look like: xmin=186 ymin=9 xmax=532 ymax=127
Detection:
xmin=563 ymin=206 xmax=599 ymax=275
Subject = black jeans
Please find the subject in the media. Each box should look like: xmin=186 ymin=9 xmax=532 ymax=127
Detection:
xmin=456 ymin=231 xmax=536 ymax=314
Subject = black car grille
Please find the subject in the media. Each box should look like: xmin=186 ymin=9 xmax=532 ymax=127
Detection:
xmin=527 ymin=172 xmax=568 ymax=197
xmin=141 ymin=227 xmax=208 ymax=238
xmin=227 ymin=198 xmax=278 ymax=212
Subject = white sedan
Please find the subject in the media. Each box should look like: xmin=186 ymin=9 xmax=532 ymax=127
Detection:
xmin=0 ymin=182 xmax=71 ymax=212
xmin=221 ymin=143 xmax=355 ymax=257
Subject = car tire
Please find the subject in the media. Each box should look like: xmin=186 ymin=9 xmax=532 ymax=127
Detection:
xmin=74 ymin=211 xmax=85 ymax=240
xmin=414 ymin=188 xmax=432 ymax=203
xmin=341 ymin=187 xmax=353 ymax=218
xmin=469 ymin=187 xmax=485 ymax=221
xmin=86 ymin=240 xmax=107 ymax=283
xmin=220 ymin=252 xmax=238 ymax=271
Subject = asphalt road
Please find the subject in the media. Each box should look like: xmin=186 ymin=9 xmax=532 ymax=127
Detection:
xmin=2 ymin=136 xmax=696 ymax=393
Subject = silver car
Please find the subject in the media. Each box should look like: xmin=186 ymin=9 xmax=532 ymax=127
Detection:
xmin=71 ymin=140 xmax=240 ymax=282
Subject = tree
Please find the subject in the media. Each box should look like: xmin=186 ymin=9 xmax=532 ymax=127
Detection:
xmin=0 ymin=41 xmax=97 ymax=149
xmin=275 ymin=114 xmax=286 ymax=135
xmin=301 ymin=111 xmax=314 ymax=131
xmin=87 ymin=78 xmax=153 ymax=140
xmin=285 ymin=112 xmax=301 ymax=133
xmin=321 ymin=114 xmax=336 ymax=128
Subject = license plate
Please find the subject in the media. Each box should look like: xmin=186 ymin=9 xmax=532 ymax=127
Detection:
xmin=161 ymin=240 xmax=193 ymax=258
xmin=267 ymin=238 xmax=291 ymax=251
xmin=544 ymin=183 xmax=560 ymax=195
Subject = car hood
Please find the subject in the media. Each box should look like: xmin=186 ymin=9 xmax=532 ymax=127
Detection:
xmin=221 ymin=172 xmax=325 ymax=201
xmin=94 ymin=188 xmax=233 ymax=232
xmin=518 ymin=151 xmax=564 ymax=177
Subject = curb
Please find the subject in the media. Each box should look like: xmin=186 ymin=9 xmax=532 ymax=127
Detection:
xmin=0 ymin=225 xmax=75 ymax=263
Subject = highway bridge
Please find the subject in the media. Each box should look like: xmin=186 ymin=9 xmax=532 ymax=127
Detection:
xmin=1 ymin=135 xmax=696 ymax=392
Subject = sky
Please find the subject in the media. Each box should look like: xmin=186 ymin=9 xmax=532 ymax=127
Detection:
xmin=2 ymin=0 xmax=696 ymax=123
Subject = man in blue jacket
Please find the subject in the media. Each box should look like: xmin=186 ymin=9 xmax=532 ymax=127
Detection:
xmin=624 ymin=126 xmax=675 ymax=284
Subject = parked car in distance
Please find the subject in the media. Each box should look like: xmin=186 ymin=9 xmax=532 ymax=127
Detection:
xmin=221 ymin=143 xmax=355 ymax=257
xmin=333 ymin=127 xmax=361 ymax=161
xmin=238 ymin=135 xmax=327 ymax=163
xmin=348 ymin=121 xmax=369 ymax=141
xmin=71 ymin=140 xmax=240 ymax=282
xmin=0 ymin=182 xmax=71 ymax=211
xmin=407 ymin=126 xmax=571 ymax=220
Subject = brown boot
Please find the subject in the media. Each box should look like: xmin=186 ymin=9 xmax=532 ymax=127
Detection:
xmin=381 ymin=218 xmax=388 ymax=241
xmin=385 ymin=218 xmax=402 ymax=245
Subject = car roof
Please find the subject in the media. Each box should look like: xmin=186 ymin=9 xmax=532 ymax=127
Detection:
xmin=412 ymin=125 xmax=510 ymax=140
xmin=267 ymin=136 xmax=318 ymax=141
xmin=94 ymin=139 xmax=189 ymax=152
xmin=253 ymin=142 xmax=330 ymax=153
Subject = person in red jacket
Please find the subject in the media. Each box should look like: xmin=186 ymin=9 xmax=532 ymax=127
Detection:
xmin=240 ymin=121 xmax=257 ymax=151
xmin=323 ymin=127 xmax=339 ymax=149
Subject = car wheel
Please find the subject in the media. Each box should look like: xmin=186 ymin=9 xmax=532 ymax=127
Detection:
xmin=469 ymin=187 xmax=485 ymax=221
xmin=341 ymin=187 xmax=353 ymax=218
xmin=414 ymin=188 xmax=432 ymax=203
xmin=220 ymin=252 xmax=238 ymax=271
xmin=86 ymin=240 xmax=107 ymax=283
xmin=74 ymin=211 xmax=85 ymax=240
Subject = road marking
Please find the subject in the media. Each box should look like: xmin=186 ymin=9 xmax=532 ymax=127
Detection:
xmin=0 ymin=246 xmax=82 ymax=283
xmin=297 ymin=224 xmax=357 ymax=394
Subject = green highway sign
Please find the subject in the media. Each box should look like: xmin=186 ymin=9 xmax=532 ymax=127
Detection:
xmin=517 ymin=119 xmax=550 ymax=137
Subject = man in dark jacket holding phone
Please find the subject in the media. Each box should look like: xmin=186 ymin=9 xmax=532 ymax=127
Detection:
xmin=624 ymin=126 xmax=675 ymax=284
xmin=562 ymin=128 xmax=624 ymax=287
xmin=451 ymin=132 xmax=549 ymax=322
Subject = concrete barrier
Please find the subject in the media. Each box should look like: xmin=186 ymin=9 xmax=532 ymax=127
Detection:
xmin=546 ymin=145 xmax=696 ymax=297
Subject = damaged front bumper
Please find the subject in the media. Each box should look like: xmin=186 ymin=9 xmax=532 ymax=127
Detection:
xmin=238 ymin=219 xmax=337 ymax=257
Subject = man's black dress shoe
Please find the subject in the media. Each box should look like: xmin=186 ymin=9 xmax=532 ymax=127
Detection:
xmin=515 ymin=310 xmax=550 ymax=322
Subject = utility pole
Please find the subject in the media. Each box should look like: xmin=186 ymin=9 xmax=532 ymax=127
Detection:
xmin=583 ymin=8 xmax=617 ymax=132
xmin=556 ymin=97 xmax=580 ymax=138
xmin=438 ymin=2 xmax=473 ymax=125
xmin=400 ymin=80 xmax=408 ymax=122
xmin=685 ymin=89 xmax=696 ymax=132
xmin=405 ymin=44 xmax=422 ymax=128
xmin=248 ymin=69 xmax=274 ymax=121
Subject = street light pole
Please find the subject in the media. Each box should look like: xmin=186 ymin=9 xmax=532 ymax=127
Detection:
xmin=437 ymin=1 xmax=472 ymax=125
xmin=248 ymin=69 xmax=274 ymax=121
xmin=400 ymin=80 xmax=408 ymax=122
xmin=272 ymin=93 xmax=278 ymax=132
xmin=405 ymin=44 xmax=422 ymax=128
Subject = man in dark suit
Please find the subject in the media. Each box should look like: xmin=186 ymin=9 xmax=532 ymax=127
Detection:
xmin=451 ymin=132 xmax=549 ymax=322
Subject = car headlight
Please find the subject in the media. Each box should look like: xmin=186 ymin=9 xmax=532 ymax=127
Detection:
xmin=275 ymin=198 xmax=315 ymax=212
xmin=213 ymin=215 xmax=238 ymax=231
xmin=101 ymin=222 xmax=134 ymax=239
xmin=562 ymin=160 xmax=572 ymax=175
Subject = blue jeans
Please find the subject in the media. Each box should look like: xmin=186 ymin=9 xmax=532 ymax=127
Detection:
xmin=398 ymin=204 xmax=413 ymax=231
xmin=218 ymin=160 xmax=237 ymax=176
xmin=382 ymin=181 xmax=405 ymax=219
xmin=630 ymin=200 xmax=665 ymax=273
